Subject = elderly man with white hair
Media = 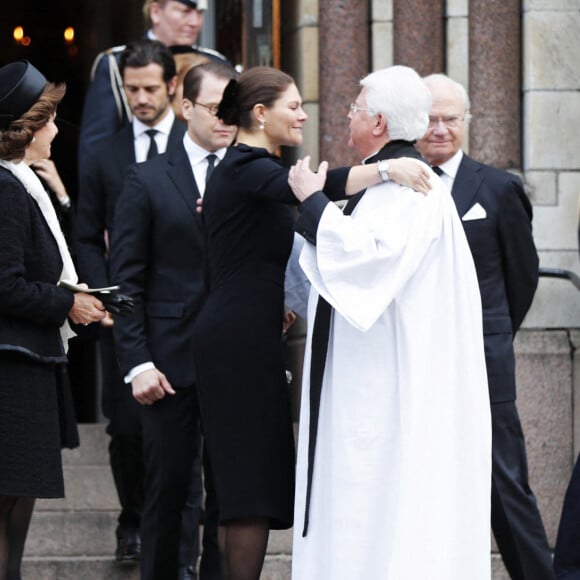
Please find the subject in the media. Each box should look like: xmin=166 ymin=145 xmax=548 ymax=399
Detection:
xmin=288 ymin=65 xmax=492 ymax=580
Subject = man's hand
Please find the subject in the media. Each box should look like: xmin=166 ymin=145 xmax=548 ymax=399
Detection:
xmin=132 ymin=368 xmax=175 ymax=405
xmin=31 ymin=159 xmax=70 ymax=204
xmin=288 ymin=156 xmax=329 ymax=202
xmin=388 ymin=158 xmax=432 ymax=195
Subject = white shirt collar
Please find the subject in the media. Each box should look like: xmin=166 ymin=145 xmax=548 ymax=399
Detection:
xmin=437 ymin=149 xmax=463 ymax=181
xmin=133 ymin=108 xmax=175 ymax=138
xmin=182 ymin=132 xmax=227 ymax=165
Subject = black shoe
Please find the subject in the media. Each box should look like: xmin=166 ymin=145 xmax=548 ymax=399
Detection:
xmin=115 ymin=529 xmax=141 ymax=564
xmin=178 ymin=564 xmax=198 ymax=580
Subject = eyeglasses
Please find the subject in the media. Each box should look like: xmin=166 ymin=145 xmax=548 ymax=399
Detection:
xmin=194 ymin=102 xmax=220 ymax=116
xmin=350 ymin=103 xmax=375 ymax=115
xmin=428 ymin=115 xmax=464 ymax=129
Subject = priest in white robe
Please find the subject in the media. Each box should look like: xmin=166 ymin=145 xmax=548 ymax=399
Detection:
xmin=288 ymin=65 xmax=492 ymax=580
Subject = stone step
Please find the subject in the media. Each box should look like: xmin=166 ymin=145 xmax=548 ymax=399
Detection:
xmin=36 ymin=465 xmax=119 ymax=512
xmin=22 ymin=554 xmax=291 ymax=580
xmin=22 ymin=553 xmax=508 ymax=579
xmin=62 ymin=423 xmax=110 ymax=466
xmin=22 ymin=557 xmax=140 ymax=580
xmin=26 ymin=509 xmax=293 ymax=558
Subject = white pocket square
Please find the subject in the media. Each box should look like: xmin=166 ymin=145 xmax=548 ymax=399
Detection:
xmin=462 ymin=202 xmax=487 ymax=221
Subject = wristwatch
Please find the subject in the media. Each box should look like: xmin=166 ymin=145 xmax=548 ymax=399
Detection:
xmin=377 ymin=160 xmax=390 ymax=182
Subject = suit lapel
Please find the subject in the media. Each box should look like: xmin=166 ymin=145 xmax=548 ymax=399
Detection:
xmin=112 ymin=119 xmax=184 ymax=176
xmin=166 ymin=144 xmax=204 ymax=236
xmin=111 ymin=125 xmax=136 ymax=181
xmin=167 ymin=118 xmax=186 ymax=152
xmin=452 ymin=155 xmax=484 ymax=217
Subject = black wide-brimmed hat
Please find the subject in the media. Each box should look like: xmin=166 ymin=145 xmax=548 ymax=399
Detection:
xmin=0 ymin=60 xmax=47 ymax=130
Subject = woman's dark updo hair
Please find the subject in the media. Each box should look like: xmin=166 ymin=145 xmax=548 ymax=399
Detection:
xmin=0 ymin=82 xmax=66 ymax=161
xmin=217 ymin=66 xmax=295 ymax=129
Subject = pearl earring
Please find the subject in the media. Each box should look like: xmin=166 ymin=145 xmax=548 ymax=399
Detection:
xmin=259 ymin=120 xmax=266 ymax=130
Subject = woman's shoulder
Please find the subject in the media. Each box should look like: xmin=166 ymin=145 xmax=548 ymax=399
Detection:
xmin=225 ymin=144 xmax=282 ymax=175
xmin=0 ymin=165 xmax=20 ymax=183
xmin=0 ymin=167 xmax=28 ymax=202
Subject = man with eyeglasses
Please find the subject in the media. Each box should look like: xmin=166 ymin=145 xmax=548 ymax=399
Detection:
xmin=416 ymin=74 xmax=552 ymax=580
xmin=109 ymin=60 xmax=237 ymax=580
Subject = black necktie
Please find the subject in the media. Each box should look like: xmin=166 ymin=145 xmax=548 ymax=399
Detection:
xmin=432 ymin=165 xmax=443 ymax=176
xmin=302 ymin=195 xmax=358 ymax=537
xmin=205 ymin=154 xmax=217 ymax=186
xmin=145 ymin=129 xmax=159 ymax=160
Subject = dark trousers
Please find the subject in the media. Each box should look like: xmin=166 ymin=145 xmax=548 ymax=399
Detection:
xmin=140 ymin=385 xmax=203 ymax=580
xmin=554 ymin=453 xmax=580 ymax=579
xmin=491 ymin=401 xmax=555 ymax=580
xmin=102 ymin=334 xmax=209 ymax=572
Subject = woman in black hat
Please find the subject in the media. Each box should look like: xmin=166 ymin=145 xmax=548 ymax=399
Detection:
xmin=0 ymin=61 xmax=109 ymax=580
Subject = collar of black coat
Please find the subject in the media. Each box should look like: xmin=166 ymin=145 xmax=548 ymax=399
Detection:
xmin=364 ymin=140 xmax=424 ymax=164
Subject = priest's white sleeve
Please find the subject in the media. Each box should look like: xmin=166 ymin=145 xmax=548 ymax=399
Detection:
xmin=299 ymin=181 xmax=447 ymax=332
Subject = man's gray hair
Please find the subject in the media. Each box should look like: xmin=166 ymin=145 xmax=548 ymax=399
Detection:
xmin=423 ymin=73 xmax=472 ymax=123
xmin=361 ymin=65 xmax=431 ymax=142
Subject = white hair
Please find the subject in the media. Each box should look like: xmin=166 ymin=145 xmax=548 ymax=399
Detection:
xmin=423 ymin=73 xmax=472 ymax=124
xmin=361 ymin=65 xmax=432 ymax=141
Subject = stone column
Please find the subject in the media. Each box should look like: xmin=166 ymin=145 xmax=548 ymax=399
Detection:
xmin=393 ymin=0 xmax=444 ymax=76
xmin=469 ymin=0 xmax=521 ymax=168
xmin=319 ymin=0 xmax=369 ymax=166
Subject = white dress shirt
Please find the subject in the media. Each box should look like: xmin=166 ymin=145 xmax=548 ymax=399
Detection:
xmin=434 ymin=149 xmax=463 ymax=191
xmin=132 ymin=109 xmax=176 ymax=162
xmin=182 ymin=132 xmax=227 ymax=196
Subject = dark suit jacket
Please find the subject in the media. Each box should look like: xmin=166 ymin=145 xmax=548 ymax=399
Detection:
xmin=0 ymin=168 xmax=73 ymax=362
xmin=76 ymin=120 xmax=185 ymax=288
xmin=452 ymin=154 xmax=538 ymax=403
xmin=109 ymin=143 xmax=206 ymax=388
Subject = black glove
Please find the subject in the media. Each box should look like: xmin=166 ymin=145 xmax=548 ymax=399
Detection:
xmin=92 ymin=289 xmax=134 ymax=316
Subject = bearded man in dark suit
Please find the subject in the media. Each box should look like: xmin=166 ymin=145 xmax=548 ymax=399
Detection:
xmin=416 ymin=73 xmax=554 ymax=580
xmin=75 ymin=39 xmax=187 ymax=570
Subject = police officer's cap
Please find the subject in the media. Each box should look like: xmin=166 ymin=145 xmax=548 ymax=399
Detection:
xmin=0 ymin=60 xmax=47 ymax=130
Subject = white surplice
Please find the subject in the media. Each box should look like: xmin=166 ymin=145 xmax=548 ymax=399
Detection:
xmin=292 ymin=176 xmax=491 ymax=580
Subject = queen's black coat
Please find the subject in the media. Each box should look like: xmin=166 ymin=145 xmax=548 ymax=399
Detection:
xmin=0 ymin=166 xmax=76 ymax=498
